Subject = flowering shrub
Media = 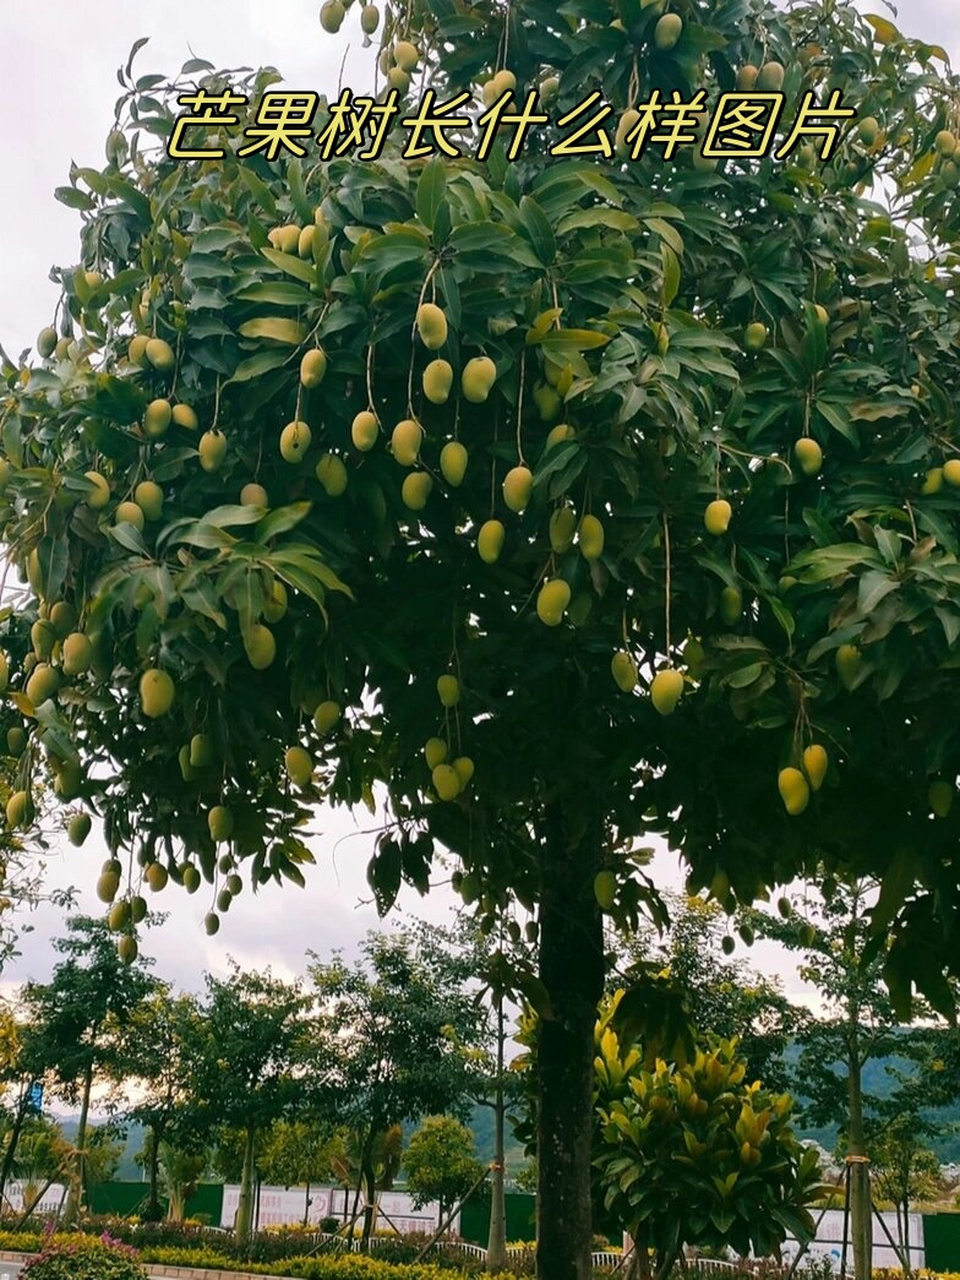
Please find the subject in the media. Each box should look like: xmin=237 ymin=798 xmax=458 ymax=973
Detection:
xmin=20 ymin=1231 xmax=147 ymax=1279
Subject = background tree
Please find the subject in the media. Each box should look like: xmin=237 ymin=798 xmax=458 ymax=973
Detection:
xmin=332 ymin=1124 xmax=404 ymax=1237
xmin=618 ymin=893 xmax=800 ymax=1092
xmin=403 ymin=1115 xmax=485 ymax=1227
xmin=124 ymin=984 xmax=200 ymax=1221
xmin=80 ymin=1122 xmax=123 ymax=1190
xmin=310 ymin=927 xmax=488 ymax=1249
xmin=8 ymin=1116 xmax=70 ymax=1219
xmin=156 ymin=1142 xmax=208 ymax=1224
xmin=869 ymin=1112 xmax=943 ymax=1262
xmin=259 ymin=1119 xmax=343 ymax=1227
xmin=5 ymin=2 xmax=960 ymax=1276
xmin=445 ymin=916 xmax=535 ymax=1269
xmin=186 ymin=964 xmax=314 ymax=1247
xmin=18 ymin=916 xmax=156 ymax=1224
xmin=0 ymin=1008 xmax=54 ymax=1212
xmin=210 ymin=1126 xmax=253 ymax=1186
xmin=512 ymin=1159 xmax=538 ymax=1195
xmin=743 ymin=879 xmax=960 ymax=1280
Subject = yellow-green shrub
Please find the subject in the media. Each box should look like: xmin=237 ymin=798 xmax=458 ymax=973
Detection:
xmin=0 ymin=1230 xmax=43 ymax=1252
xmin=139 ymin=1245 xmax=521 ymax=1280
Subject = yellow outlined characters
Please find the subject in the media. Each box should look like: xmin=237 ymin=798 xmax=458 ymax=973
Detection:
xmin=775 ymin=89 xmax=856 ymax=161
xmin=550 ymin=91 xmax=614 ymax=158
xmin=620 ymin=89 xmax=707 ymax=161
xmin=316 ymin=89 xmax=401 ymax=161
xmin=238 ymin=92 xmax=320 ymax=161
xmin=703 ymin=93 xmax=785 ymax=158
xmin=476 ymin=90 xmax=549 ymax=162
xmin=167 ymin=90 xmax=248 ymax=159
xmin=400 ymin=89 xmax=473 ymax=159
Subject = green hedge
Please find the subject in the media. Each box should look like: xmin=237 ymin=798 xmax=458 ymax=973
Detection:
xmin=140 ymin=1250 xmax=520 ymax=1279
xmin=0 ymin=1232 xmax=523 ymax=1280
xmin=0 ymin=1230 xmax=42 ymax=1252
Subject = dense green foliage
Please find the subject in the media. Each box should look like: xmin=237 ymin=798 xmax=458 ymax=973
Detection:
xmin=3 ymin=0 xmax=960 ymax=1003
xmin=403 ymin=1115 xmax=486 ymax=1219
xmin=593 ymin=1007 xmax=822 ymax=1278
xmin=6 ymin=0 xmax=960 ymax=1273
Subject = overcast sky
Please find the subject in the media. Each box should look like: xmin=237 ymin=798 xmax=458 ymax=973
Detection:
xmin=0 ymin=1 xmax=955 ymax=1010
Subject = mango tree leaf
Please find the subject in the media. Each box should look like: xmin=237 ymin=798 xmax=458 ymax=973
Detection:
xmin=417 ymin=156 xmax=447 ymax=232
xmin=238 ymin=317 xmax=307 ymax=345
xmin=228 ymin=348 xmax=294 ymax=383
xmin=260 ymin=246 xmax=318 ymax=285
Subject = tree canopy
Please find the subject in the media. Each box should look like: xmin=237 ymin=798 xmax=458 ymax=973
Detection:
xmin=3 ymin=0 xmax=960 ymax=988
xmin=4 ymin=0 xmax=960 ymax=1273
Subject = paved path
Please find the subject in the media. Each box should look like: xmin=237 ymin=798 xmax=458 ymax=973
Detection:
xmin=0 ymin=1267 xmax=184 ymax=1279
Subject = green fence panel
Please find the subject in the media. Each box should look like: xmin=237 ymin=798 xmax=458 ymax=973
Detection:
xmin=87 ymin=1181 xmax=223 ymax=1224
xmin=459 ymin=1192 xmax=536 ymax=1245
xmin=89 ymin=1181 xmax=152 ymax=1217
xmin=923 ymin=1214 xmax=960 ymax=1273
xmin=186 ymin=1183 xmax=224 ymax=1223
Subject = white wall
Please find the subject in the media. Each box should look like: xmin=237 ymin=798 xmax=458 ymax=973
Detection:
xmin=625 ymin=1209 xmax=924 ymax=1273
xmin=2 ymin=1180 xmax=67 ymax=1217
xmin=220 ymin=1183 xmax=453 ymax=1235
xmin=782 ymin=1209 xmax=924 ymax=1272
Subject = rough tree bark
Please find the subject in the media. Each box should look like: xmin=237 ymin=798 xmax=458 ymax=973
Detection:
xmin=536 ymin=801 xmax=605 ymax=1280
xmin=62 ymin=1060 xmax=93 ymax=1227
xmin=846 ymin=1032 xmax=872 ymax=1280
xmin=486 ymin=993 xmax=507 ymax=1272
xmin=235 ymin=1123 xmax=257 ymax=1246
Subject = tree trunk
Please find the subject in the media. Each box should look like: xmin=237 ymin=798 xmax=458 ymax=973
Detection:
xmin=235 ymin=1122 xmax=257 ymax=1247
xmin=655 ymin=1242 xmax=683 ymax=1280
xmin=360 ymin=1151 xmax=377 ymax=1251
xmin=846 ymin=1039 xmax=871 ymax=1280
xmin=536 ymin=802 xmax=605 ymax=1280
xmin=628 ymin=1228 xmax=652 ymax=1280
xmin=146 ymin=1123 xmax=163 ymax=1220
xmin=0 ymin=1090 xmax=29 ymax=1211
xmin=349 ymin=1177 xmax=363 ymax=1237
xmin=63 ymin=1060 xmax=93 ymax=1227
xmin=303 ymin=1179 xmax=311 ymax=1229
xmin=487 ymin=995 xmax=507 ymax=1272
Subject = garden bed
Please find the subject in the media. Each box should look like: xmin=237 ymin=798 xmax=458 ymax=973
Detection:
xmin=0 ymin=1241 xmax=526 ymax=1280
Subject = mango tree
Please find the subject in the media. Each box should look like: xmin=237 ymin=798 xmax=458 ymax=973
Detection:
xmin=3 ymin=0 xmax=960 ymax=1275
